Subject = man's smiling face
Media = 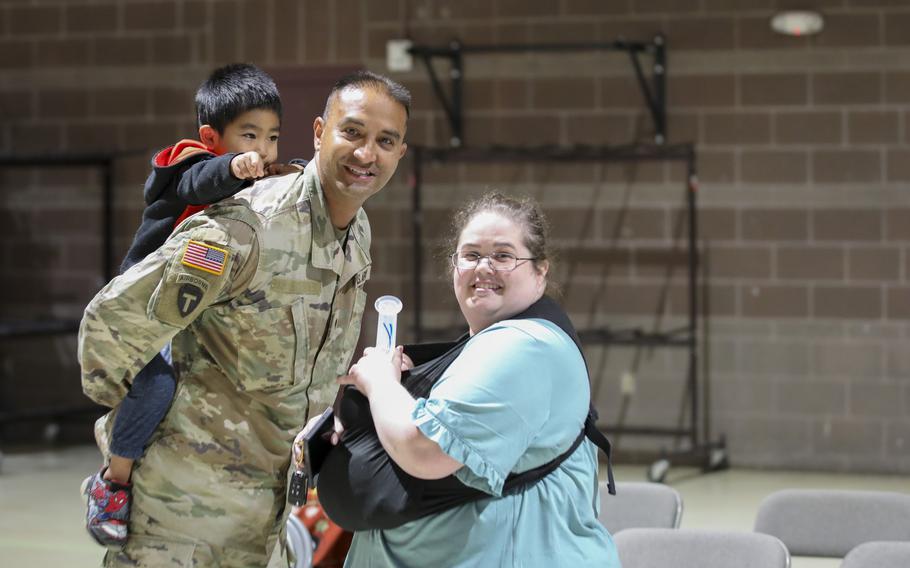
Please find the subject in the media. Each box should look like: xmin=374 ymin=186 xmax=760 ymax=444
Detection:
xmin=313 ymin=86 xmax=408 ymax=211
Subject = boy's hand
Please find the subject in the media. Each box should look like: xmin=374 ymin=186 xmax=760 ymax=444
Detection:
xmin=265 ymin=162 xmax=305 ymax=177
xmin=230 ymin=151 xmax=266 ymax=179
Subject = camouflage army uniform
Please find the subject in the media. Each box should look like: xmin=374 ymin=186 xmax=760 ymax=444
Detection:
xmin=79 ymin=160 xmax=370 ymax=567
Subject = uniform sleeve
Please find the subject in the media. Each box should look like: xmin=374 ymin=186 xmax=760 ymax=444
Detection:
xmin=410 ymin=323 xmax=554 ymax=496
xmin=78 ymin=213 xmax=258 ymax=408
xmin=176 ymin=153 xmax=249 ymax=205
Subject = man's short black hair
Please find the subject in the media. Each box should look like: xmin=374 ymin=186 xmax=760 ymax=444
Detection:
xmin=322 ymin=70 xmax=411 ymax=120
xmin=195 ymin=63 xmax=282 ymax=132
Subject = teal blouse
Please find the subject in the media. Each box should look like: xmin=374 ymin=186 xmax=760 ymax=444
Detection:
xmin=343 ymin=318 xmax=620 ymax=567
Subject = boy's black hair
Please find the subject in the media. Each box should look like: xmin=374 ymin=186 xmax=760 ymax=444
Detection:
xmin=322 ymin=70 xmax=411 ymax=119
xmin=195 ymin=63 xmax=282 ymax=132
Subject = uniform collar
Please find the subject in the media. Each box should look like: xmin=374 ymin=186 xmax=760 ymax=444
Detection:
xmin=302 ymin=161 xmax=371 ymax=286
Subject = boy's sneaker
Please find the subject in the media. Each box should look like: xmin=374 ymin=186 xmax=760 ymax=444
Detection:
xmin=81 ymin=468 xmax=130 ymax=548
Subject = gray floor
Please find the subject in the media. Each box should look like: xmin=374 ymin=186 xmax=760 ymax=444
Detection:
xmin=1 ymin=445 xmax=908 ymax=567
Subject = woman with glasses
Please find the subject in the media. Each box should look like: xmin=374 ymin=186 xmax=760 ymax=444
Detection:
xmin=313 ymin=192 xmax=619 ymax=567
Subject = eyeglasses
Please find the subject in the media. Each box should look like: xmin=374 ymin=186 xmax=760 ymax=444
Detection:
xmin=451 ymin=251 xmax=537 ymax=272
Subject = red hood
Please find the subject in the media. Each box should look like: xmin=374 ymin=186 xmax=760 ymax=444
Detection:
xmin=153 ymin=139 xmax=216 ymax=167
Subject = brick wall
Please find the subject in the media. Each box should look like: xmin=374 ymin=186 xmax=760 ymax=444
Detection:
xmin=2 ymin=0 xmax=908 ymax=473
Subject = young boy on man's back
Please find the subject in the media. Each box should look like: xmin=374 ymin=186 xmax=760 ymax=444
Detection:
xmin=82 ymin=63 xmax=304 ymax=548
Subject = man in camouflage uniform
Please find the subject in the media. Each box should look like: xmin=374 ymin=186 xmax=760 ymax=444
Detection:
xmin=78 ymin=71 xmax=410 ymax=567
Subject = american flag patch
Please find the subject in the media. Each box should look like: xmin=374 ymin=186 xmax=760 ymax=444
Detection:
xmin=181 ymin=240 xmax=228 ymax=275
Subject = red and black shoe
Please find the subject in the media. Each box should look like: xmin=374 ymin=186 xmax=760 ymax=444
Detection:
xmin=80 ymin=467 xmax=131 ymax=548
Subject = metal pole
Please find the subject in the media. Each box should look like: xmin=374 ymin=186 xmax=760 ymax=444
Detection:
xmin=411 ymin=148 xmax=423 ymax=342
xmin=687 ymin=148 xmax=699 ymax=447
xmin=653 ymin=34 xmax=667 ymax=144
xmin=450 ymin=41 xmax=463 ymax=147
xmin=102 ymin=158 xmax=114 ymax=281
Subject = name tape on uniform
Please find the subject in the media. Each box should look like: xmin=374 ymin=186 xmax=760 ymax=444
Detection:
xmin=181 ymin=240 xmax=228 ymax=275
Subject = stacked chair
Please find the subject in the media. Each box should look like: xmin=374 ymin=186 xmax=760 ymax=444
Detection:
xmin=614 ymin=528 xmax=790 ymax=568
xmin=840 ymin=541 xmax=910 ymax=568
xmin=597 ymin=481 xmax=683 ymax=534
xmin=753 ymin=489 xmax=910 ymax=567
xmin=601 ymin=481 xmax=790 ymax=568
xmin=604 ymin=485 xmax=910 ymax=567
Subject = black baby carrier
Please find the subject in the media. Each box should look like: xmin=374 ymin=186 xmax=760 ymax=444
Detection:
xmin=316 ymin=295 xmax=616 ymax=531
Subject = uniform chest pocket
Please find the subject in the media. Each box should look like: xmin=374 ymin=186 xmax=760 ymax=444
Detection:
xmin=335 ymin=286 xmax=368 ymax=376
xmin=230 ymin=299 xmax=308 ymax=392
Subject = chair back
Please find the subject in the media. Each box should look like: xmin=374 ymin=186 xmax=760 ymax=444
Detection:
xmin=840 ymin=541 xmax=910 ymax=568
xmin=614 ymin=528 xmax=790 ymax=568
xmin=754 ymin=489 xmax=910 ymax=557
xmin=286 ymin=514 xmax=314 ymax=568
xmin=598 ymin=481 xmax=683 ymax=534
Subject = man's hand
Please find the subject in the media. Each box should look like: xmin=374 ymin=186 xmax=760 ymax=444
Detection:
xmin=230 ymin=151 xmax=266 ymax=179
xmin=291 ymin=411 xmax=345 ymax=469
xmin=292 ymin=413 xmax=324 ymax=470
xmin=265 ymin=162 xmax=305 ymax=177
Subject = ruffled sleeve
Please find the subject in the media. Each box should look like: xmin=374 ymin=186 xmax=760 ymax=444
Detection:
xmin=412 ymin=397 xmax=508 ymax=495
xmin=409 ymin=320 xmax=562 ymax=496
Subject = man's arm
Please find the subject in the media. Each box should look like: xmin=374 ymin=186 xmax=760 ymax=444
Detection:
xmin=78 ymin=214 xmax=258 ymax=408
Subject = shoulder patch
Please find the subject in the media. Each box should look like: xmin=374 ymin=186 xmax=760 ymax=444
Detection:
xmin=181 ymin=240 xmax=229 ymax=275
xmin=177 ymin=284 xmax=204 ymax=316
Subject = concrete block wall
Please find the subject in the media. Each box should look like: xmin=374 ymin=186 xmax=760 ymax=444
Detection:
xmin=1 ymin=0 xmax=908 ymax=472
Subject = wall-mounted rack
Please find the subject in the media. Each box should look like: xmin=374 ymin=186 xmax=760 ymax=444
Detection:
xmin=405 ymin=37 xmax=726 ymax=482
xmin=408 ymin=35 xmax=667 ymax=147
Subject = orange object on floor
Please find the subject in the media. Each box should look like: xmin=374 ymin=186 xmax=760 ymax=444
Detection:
xmin=294 ymin=489 xmax=353 ymax=567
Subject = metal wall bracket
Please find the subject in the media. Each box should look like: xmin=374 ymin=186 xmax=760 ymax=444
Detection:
xmin=407 ymin=35 xmax=668 ymax=147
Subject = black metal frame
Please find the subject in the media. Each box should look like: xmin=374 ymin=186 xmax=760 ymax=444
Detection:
xmin=406 ymin=37 xmax=726 ymax=479
xmin=0 ymin=154 xmax=117 ymax=282
xmin=408 ymin=35 xmax=667 ymax=147
xmin=409 ymin=144 xmax=708 ymax=427
xmin=0 ymin=154 xmax=120 ymax=440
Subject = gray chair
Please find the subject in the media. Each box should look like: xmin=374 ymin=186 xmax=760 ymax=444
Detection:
xmin=614 ymin=528 xmax=790 ymax=568
xmin=286 ymin=514 xmax=314 ymax=568
xmin=753 ymin=489 xmax=910 ymax=558
xmin=598 ymin=481 xmax=683 ymax=534
xmin=841 ymin=541 xmax=910 ymax=568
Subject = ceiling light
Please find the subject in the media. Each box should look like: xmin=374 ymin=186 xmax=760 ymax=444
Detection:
xmin=770 ymin=10 xmax=824 ymax=37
